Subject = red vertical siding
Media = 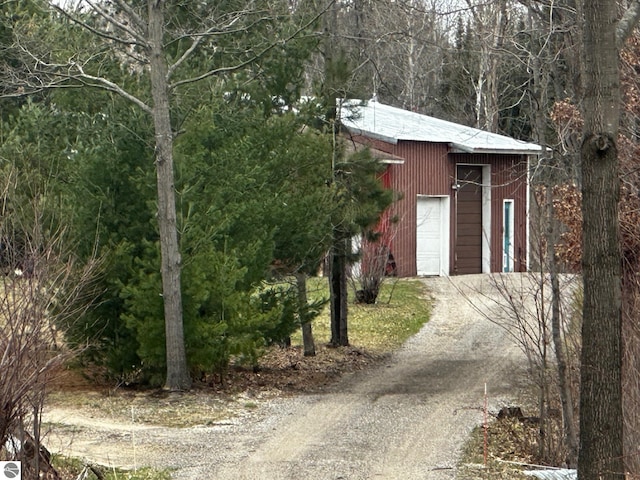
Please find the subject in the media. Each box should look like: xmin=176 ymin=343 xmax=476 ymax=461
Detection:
xmin=388 ymin=141 xmax=452 ymax=277
xmin=348 ymin=135 xmax=529 ymax=276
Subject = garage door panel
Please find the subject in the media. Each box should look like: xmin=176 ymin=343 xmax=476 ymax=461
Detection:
xmin=457 ymin=214 xmax=482 ymax=225
xmin=456 ymin=236 xmax=483 ymax=247
xmin=416 ymin=197 xmax=447 ymax=276
xmin=458 ymin=198 xmax=482 ymax=215
xmin=458 ymin=191 xmax=482 ymax=200
xmin=457 ymin=245 xmax=483 ymax=255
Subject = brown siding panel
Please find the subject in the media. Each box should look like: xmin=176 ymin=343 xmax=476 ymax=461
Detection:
xmin=455 ymin=165 xmax=483 ymax=274
xmin=392 ymin=141 xmax=452 ymax=277
xmin=450 ymin=153 xmax=528 ymax=273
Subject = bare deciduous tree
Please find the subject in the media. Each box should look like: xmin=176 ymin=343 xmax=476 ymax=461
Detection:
xmin=0 ymin=168 xmax=99 ymax=479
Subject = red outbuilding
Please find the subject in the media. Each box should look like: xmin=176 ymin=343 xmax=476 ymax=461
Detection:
xmin=340 ymin=99 xmax=545 ymax=276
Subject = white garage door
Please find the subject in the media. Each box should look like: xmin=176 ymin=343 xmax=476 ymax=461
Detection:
xmin=416 ymin=196 xmax=449 ymax=276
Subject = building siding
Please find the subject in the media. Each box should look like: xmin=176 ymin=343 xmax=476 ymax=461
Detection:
xmin=348 ymin=135 xmax=529 ymax=276
xmin=450 ymin=153 xmax=528 ymax=273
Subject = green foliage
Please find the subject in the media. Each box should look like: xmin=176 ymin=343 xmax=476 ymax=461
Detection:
xmin=255 ymin=282 xmax=300 ymax=346
xmin=180 ymin=241 xmax=281 ymax=376
xmin=332 ymin=147 xmax=393 ymax=234
xmin=59 ymin=92 xmax=336 ymax=385
xmin=176 ymin=100 xmax=335 ymax=275
xmin=118 ymin=239 xmax=292 ymax=384
xmin=165 ymin=101 xmax=335 ymax=381
xmin=2 ymin=0 xmax=337 ymax=385
xmin=55 ymin=95 xmax=158 ymax=380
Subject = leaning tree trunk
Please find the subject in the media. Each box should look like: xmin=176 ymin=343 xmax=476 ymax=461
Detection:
xmin=578 ymin=0 xmax=623 ymax=477
xmin=148 ymin=0 xmax=191 ymax=391
xmin=528 ymin=5 xmax=579 ymax=459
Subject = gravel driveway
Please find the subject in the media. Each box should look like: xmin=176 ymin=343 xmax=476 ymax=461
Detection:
xmin=45 ymin=274 xmax=528 ymax=479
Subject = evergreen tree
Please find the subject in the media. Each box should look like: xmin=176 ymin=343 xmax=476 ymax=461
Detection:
xmin=1 ymin=0 xmax=323 ymax=390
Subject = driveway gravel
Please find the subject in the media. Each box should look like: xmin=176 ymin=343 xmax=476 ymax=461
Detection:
xmin=44 ymin=274 xmax=528 ymax=479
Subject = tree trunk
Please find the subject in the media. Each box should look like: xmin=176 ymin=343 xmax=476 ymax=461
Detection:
xmin=295 ymin=272 xmax=316 ymax=357
xmin=324 ymin=1 xmax=349 ymax=349
xmin=578 ymin=0 xmax=623 ymax=476
xmin=330 ymin=233 xmax=349 ymax=347
xmin=469 ymin=0 xmax=506 ymax=132
xmin=528 ymin=8 xmax=579 ymax=457
xmin=549 ymin=228 xmax=578 ymax=466
xmin=148 ymin=0 xmax=191 ymax=391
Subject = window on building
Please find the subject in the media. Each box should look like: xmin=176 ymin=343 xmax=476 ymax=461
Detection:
xmin=503 ymin=200 xmax=515 ymax=272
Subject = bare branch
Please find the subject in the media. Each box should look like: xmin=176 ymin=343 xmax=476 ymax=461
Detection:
xmin=617 ymin=0 xmax=640 ymax=47
xmin=167 ymin=12 xmax=273 ymax=80
xmin=111 ymin=0 xmax=147 ymax=34
xmin=170 ymin=3 xmax=332 ymax=89
xmin=71 ymin=62 xmax=152 ymax=113
xmin=166 ymin=28 xmax=212 ymax=80
xmin=51 ymin=2 xmax=148 ymax=48
xmin=4 ymin=40 xmax=152 ymax=113
xmin=84 ymin=0 xmax=148 ymax=45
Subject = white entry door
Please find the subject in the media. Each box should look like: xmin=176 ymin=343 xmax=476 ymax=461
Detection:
xmin=416 ymin=196 xmax=449 ymax=276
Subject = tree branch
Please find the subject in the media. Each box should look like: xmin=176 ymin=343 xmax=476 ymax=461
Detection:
xmin=10 ymin=43 xmax=152 ymax=113
xmin=3 ymin=39 xmax=152 ymax=113
xmin=166 ymin=12 xmax=275 ymax=80
xmin=52 ymin=2 xmax=148 ymax=48
xmin=85 ymin=0 xmax=148 ymax=45
xmin=170 ymin=2 xmax=333 ymax=89
xmin=617 ymin=0 xmax=640 ymax=47
xmin=71 ymin=63 xmax=152 ymax=113
xmin=166 ymin=28 xmax=214 ymax=80
xmin=111 ymin=0 xmax=147 ymax=34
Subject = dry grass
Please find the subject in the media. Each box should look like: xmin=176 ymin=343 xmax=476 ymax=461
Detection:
xmin=47 ymin=278 xmax=431 ymax=428
xmin=458 ymin=414 xmax=566 ymax=479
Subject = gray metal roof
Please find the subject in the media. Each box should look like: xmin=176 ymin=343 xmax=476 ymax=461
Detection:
xmin=339 ymin=99 xmax=546 ymax=155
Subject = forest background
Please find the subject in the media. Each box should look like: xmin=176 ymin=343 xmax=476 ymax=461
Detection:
xmin=2 ymin=0 xmax=640 ymax=478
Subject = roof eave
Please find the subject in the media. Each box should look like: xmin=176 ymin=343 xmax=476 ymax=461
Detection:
xmin=346 ymin=129 xmax=546 ymax=155
xmin=450 ymin=143 xmax=546 ymax=155
xmin=343 ymin=127 xmax=399 ymax=145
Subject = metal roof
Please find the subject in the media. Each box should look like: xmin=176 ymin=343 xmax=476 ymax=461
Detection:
xmin=339 ymin=99 xmax=546 ymax=155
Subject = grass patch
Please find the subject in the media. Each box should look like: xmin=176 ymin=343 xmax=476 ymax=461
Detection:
xmin=296 ymin=277 xmax=431 ymax=352
xmin=47 ymin=279 xmax=432 ymax=428
xmin=53 ymin=455 xmax=172 ymax=480
xmin=46 ymin=388 xmax=258 ymax=428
